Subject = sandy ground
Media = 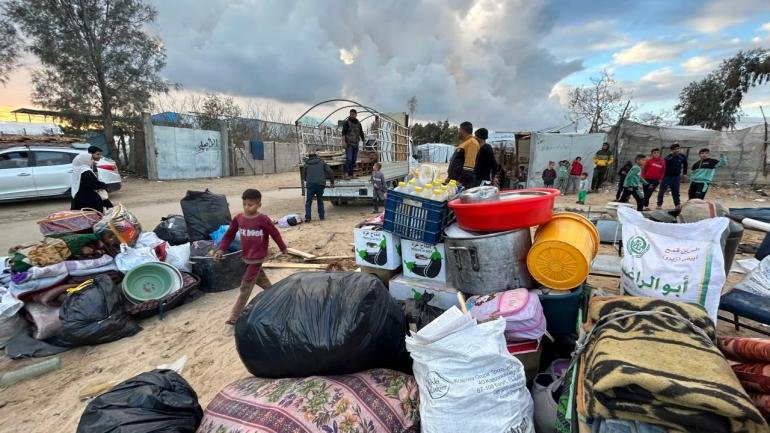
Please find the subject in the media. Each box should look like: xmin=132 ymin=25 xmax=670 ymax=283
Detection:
xmin=0 ymin=171 xmax=768 ymax=432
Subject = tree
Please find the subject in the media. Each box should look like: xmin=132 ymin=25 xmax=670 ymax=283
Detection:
xmin=197 ymin=93 xmax=242 ymax=130
xmin=410 ymin=120 xmax=458 ymax=145
xmin=4 ymin=0 xmax=169 ymax=160
xmin=675 ymin=76 xmax=738 ymax=130
xmin=676 ymin=48 xmax=770 ymax=130
xmin=0 ymin=17 xmax=19 ymax=84
xmin=407 ymin=96 xmax=418 ymax=117
xmin=567 ymin=70 xmax=629 ymax=133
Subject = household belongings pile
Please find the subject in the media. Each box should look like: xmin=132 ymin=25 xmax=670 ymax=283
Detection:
xmin=1 ymin=189 xmax=242 ymax=357
xmin=356 ymin=177 xmax=581 ymax=379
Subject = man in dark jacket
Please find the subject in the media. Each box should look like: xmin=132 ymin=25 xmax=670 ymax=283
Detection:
xmin=473 ymin=128 xmax=498 ymax=186
xmin=656 ymin=142 xmax=688 ymax=209
xmin=303 ymin=151 xmax=334 ymax=222
xmin=341 ymin=109 xmax=366 ymax=179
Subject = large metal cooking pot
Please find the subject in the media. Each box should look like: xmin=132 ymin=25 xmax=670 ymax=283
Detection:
xmin=445 ymin=225 xmax=533 ymax=295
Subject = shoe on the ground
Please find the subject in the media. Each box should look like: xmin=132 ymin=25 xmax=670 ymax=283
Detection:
xmin=655 ymin=205 xmax=662 ymax=210
xmin=372 ymin=210 xmax=380 ymax=213
xmin=643 ymin=207 xmax=650 ymax=211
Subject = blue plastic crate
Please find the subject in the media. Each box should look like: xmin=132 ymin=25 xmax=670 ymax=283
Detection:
xmin=383 ymin=189 xmax=454 ymax=244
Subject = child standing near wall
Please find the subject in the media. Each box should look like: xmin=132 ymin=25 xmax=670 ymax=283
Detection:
xmin=542 ymin=161 xmax=556 ymax=187
xmin=577 ymin=172 xmax=590 ymax=204
xmin=556 ymin=160 xmax=569 ymax=194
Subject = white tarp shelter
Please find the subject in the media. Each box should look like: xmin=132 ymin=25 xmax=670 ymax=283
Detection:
xmin=613 ymin=120 xmax=768 ymax=185
xmin=417 ymin=143 xmax=454 ymax=163
xmin=527 ymin=132 xmax=608 ymax=188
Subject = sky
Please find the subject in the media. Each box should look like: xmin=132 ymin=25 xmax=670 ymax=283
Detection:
xmin=2 ymin=0 xmax=770 ymax=131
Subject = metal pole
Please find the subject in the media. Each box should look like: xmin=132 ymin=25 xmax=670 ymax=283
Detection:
xmin=761 ymin=105 xmax=768 ymax=177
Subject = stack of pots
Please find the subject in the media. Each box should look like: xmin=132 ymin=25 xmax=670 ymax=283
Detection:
xmin=448 ymin=187 xmax=600 ymax=336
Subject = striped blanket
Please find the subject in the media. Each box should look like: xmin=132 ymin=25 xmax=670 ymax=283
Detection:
xmin=197 ymin=369 xmax=419 ymax=433
xmin=576 ymin=296 xmax=767 ymax=433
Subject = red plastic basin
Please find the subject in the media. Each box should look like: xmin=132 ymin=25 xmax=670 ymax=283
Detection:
xmin=448 ymin=188 xmax=559 ymax=231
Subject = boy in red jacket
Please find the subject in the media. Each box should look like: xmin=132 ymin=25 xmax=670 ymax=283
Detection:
xmin=641 ymin=148 xmax=665 ymax=210
xmin=214 ymin=188 xmax=288 ymax=324
xmin=566 ymin=157 xmax=583 ymax=194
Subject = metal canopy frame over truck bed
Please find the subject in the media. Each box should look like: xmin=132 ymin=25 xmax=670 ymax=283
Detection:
xmin=295 ymin=99 xmax=413 ymax=205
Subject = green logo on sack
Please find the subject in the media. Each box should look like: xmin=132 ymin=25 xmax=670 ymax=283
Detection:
xmin=627 ymin=235 xmax=650 ymax=258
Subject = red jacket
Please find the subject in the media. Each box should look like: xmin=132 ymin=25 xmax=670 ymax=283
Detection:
xmin=570 ymin=161 xmax=583 ymax=176
xmin=642 ymin=157 xmax=666 ymax=181
xmin=218 ymin=213 xmax=287 ymax=262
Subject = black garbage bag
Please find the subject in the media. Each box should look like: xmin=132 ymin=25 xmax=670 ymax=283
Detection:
xmin=180 ymin=190 xmax=231 ymax=241
xmin=76 ymin=369 xmax=203 ymax=433
xmin=235 ymin=272 xmax=408 ymax=378
xmin=400 ymin=293 xmax=444 ymax=332
xmin=154 ymin=214 xmax=190 ymax=246
xmin=58 ymin=274 xmax=141 ymax=346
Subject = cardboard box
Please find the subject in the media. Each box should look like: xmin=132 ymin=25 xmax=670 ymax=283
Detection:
xmin=400 ymin=240 xmax=446 ymax=283
xmin=354 ymin=229 xmax=401 ymax=270
xmin=359 ymin=266 xmax=401 ymax=285
xmin=388 ymin=273 xmax=459 ymax=310
xmin=507 ymin=339 xmax=542 ymax=382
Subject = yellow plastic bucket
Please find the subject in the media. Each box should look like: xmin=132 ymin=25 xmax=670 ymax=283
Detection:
xmin=526 ymin=212 xmax=599 ymax=290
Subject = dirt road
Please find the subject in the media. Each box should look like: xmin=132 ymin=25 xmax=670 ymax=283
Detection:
xmin=0 ymin=173 xmax=766 ymax=432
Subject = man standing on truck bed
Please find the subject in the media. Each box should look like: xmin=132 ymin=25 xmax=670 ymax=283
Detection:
xmin=342 ymin=109 xmax=366 ymax=179
xmin=446 ymin=121 xmax=479 ymax=189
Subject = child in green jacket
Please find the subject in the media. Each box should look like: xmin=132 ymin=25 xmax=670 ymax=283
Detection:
xmin=619 ymin=154 xmax=647 ymax=211
xmin=689 ymin=148 xmax=727 ymax=200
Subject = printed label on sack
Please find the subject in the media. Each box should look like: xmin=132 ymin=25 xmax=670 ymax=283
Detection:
xmin=456 ymin=360 xmax=526 ymax=396
xmin=426 ymin=371 xmax=450 ymax=399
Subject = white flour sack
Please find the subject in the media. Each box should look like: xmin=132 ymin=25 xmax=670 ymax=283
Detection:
xmin=405 ymin=307 xmax=534 ymax=433
xmin=617 ymin=206 xmax=729 ymax=323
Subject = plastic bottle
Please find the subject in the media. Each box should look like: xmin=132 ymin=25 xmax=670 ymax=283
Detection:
xmin=407 ymin=179 xmax=417 ymax=193
xmin=395 ymin=181 xmax=407 ymax=192
xmin=413 ymin=186 xmax=424 ymax=198
xmin=433 ymin=189 xmax=446 ymax=202
xmin=447 ymin=180 xmax=458 ymax=196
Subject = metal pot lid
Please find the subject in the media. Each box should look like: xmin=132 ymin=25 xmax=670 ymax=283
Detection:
xmin=459 ymin=186 xmax=499 ymax=203
xmin=498 ymin=190 xmax=550 ymax=201
xmin=444 ymin=222 xmax=527 ymax=239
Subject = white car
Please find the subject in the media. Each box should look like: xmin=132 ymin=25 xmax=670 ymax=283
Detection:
xmin=0 ymin=146 xmax=122 ymax=202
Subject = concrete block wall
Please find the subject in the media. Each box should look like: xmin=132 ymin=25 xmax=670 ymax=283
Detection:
xmin=234 ymin=141 xmax=300 ymax=175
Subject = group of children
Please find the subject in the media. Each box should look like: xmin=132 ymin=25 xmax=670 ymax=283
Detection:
xmin=542 ymin=159 xmax=591 ymax=204
xmin=616 ymin=146 xmax=726 ymax=211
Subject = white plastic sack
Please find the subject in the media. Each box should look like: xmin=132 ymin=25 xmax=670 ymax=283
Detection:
xmin=0 ymin=286 xmax=23 ymax=318
xmin=164 ymin=243 xmax=191 ymax=273
xmin=617 ymin=206 xmax=729 ymax=323
xmin=734 ymin=255 xmax=770 ymax=296
xmin=0 ymin=286 xmax=26 ymax=348
xmin=115 ymin=244 xmax=158 ymax=273
xmin=405 ymin=307 xmax=534 ymax=433
xmin=135 ymin=232 xmax=165 ymax=249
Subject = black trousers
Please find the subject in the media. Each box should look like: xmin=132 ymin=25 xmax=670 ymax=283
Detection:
xmin=615 ymin=175 xmax=626 ymax=201
xmin=688 ymin=182 xmax=707 ymax=200
xmin=642 ymin=180 xmax=659 ymax=208
xmin=619 ymin=187 xmax=644 ymax=211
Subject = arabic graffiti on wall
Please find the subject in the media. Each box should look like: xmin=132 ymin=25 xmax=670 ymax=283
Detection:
xmin=196 ymin=137 xmax=219 ymax=154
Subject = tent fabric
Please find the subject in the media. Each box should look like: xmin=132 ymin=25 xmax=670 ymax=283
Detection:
xmin=527 ymin=132 xmax=607 ymax=188
xmin=612 ymin=120 xmax=767 ymax=185
xmin=417 ymin=143 xmax=454 ymax=163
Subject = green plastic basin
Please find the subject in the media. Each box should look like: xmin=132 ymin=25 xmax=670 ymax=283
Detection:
xmin=122 ymin=262 xmax=181 ymax=303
